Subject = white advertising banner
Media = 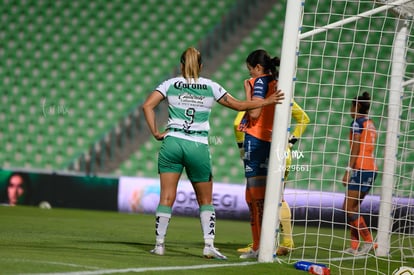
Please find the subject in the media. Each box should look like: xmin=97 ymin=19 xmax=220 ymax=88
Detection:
xmin=118 ymin=176 xmax=413 ymax=227
xmin=118 ymin=176 xmax=250 ymax=219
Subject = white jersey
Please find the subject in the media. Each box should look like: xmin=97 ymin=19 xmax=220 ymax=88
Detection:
xmin=155 ymin=76 xmax=228 ymax=144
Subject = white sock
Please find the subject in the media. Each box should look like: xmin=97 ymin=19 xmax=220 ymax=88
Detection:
xmin=155 ymin=205 xmax=172 ymax=244
xmin=200 ymin=204 xmax=216 ymax=247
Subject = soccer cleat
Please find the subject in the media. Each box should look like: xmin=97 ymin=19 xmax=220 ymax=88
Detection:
xmin=276 ymin=240 xmax=294 ymax=256
xmin=203 ymin=245 xmax=227 ymax=260
xmin=276 ymin=246 xmax=291 ymax=256
xmin=239 ymin=249 xmax=259 ymax=259
xmin=150 ymin=243 xmax=165 ymax=256
xmin=356 ymin=243 xmax=378 ymax=255
xmin=237 ymin=243 xmax=253 ymax=253
xmin=343 ymin=247 xmax=358 ymax=255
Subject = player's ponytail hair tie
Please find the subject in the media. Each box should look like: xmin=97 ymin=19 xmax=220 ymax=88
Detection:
xmin=180 ymin=48 xmax=202 ymax=66
xmin=353 ymin=91 xmax=371 ymax=114
xmin=271 ymin=57 xmax=280 ymax=79
xmin=271 ymin=57 xmax=280 ymax=68
xmin=180 ymin=47 xmax=202 ymax=82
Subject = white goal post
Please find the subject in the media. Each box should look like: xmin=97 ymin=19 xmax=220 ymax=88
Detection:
xmin=260 ymin=0 xmax=414 ymax=265
xmin=258 ymin=0 xmax=303 ymax=263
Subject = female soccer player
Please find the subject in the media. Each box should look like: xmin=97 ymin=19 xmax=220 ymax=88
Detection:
xmin=231 ymin=49 xmax=284 ymax=259
xmin=234 ymin=51 xmax=310 ymax=258
xmin=142 ymin=47 xmax=284 ymax=259
xmin=342 ymin=91 xmax=378 ymax=255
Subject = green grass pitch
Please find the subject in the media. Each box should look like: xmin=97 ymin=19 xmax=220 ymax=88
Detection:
xmin=0 ymin=206 xmax=411 ymax=274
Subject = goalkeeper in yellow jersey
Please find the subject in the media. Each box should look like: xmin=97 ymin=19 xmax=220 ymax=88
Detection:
xmin=234 ymin=99 xmax=310 ymax=256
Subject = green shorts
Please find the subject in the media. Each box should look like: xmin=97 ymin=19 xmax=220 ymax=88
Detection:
xmin=158 ymin=136 xmax=212 ymax=183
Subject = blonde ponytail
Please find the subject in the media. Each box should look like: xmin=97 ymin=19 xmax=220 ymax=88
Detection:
xmin=180 ymin=47 xmax=202 ymax=82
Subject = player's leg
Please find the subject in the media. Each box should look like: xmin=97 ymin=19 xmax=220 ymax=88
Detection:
xmin=347 ymin=171 xmax=376 ymax=242
xmin=239 ymin=134 xmax=268 ymax=259
xmin=192 ymin=179 xmax=215 ymax=246
xmin=186 ymin=140 xmax=227 ymax=260
xmin=343 ymin=189 xmax=362 ymax=254
xmin=240 ymin=177 xmax=266 ymax=259
xmin=192 ymin=181 xmax=226 ymax=260
xmin=151 ymin=172 xmax=181 ymax=255
xmin=352 ymin=192 xmax=373 ymax=244
xmin=346 ymin=191 xmax=376 ymax=255
xmin=234 ymin=112 xmax=253 ymax=253
xmin=151 ymin=137 xmax=183 ymax=255
xmin=277 ymin=147 xmax=294 ymax=256
xmin=354 ymin=171 xmax=378 ymax=254
xmin=237 ymin=188 xmax=254 ymax=253
xmin=277 ymin=200 xmax=294 ymax=255
xmin=344 ymin=170 xmax=376 ymax=254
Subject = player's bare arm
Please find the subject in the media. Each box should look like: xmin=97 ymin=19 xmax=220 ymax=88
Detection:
xmin=219 ymin=89 xmax=284 ymax=111
xmin=342 ymin=133 xmax=361 ymax=185
xmin=142 ymin=91 xmax=168 ymax=140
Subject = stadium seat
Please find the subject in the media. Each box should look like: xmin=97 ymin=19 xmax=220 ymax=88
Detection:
xmin=0 ymin=0 xmax=240 ymax=172
xmin=4 ymin=0 xmax=410 ymax=191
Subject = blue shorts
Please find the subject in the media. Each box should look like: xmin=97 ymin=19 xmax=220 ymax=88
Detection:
xmin=243 ymin=133 xmax=270 ymax=178
xmin=348 ymin=170 xmax=377 ymax=193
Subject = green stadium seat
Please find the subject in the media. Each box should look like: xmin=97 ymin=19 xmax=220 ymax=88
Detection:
xmin=4 ymin=0 xmax=407 ymax=190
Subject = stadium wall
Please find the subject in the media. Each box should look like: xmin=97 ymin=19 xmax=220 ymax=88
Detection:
xmin=1 ymin=169 xmax=412 ymax=232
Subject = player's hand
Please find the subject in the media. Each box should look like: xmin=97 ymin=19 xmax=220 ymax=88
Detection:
xmin=267 ymin=89 xmax=284 ymax=105
xmin=288 ymin=135 xmax=298 ymax=148
xmin=154 ymin=130 xmax=168 ymax=141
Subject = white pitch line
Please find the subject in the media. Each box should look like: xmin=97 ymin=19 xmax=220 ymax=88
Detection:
xmin=2 ymin=258 xmax=100 ymax=270
xmin=18 ymin=255 xmax=372 ymax=275
xmin=20 ymin=261 xmax=258 ymax=275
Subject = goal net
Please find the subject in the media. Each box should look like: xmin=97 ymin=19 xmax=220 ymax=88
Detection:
xmin=261 ymin=0 xmax=414 ymax=273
